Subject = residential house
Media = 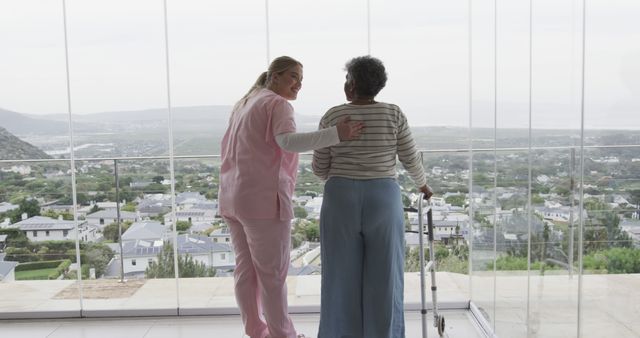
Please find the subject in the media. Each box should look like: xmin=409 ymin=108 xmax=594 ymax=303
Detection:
xmin=189 ymin=221 xmax=215 ymax=234
xmin=135 ymin=194 xmax=172 ymax=217
xmin=303 ymin=197 xmax=323 ymax=220
xmin=406 ymin=219 xmax=466 ymax=246
xmin=163 ymin=209 xmax=216 ymax=225
xmin=292 ymin=195 xmax=313 ymax=205
xmin=122 ymin=221 xmax=169 ymax=242
xmin=0 ymin=202 xmax=18 ymax=213
xmin=1 ymin=165 xmax=31 ymax=175
xmin=41 ymin=204 xmax=75 ymax=214
xmin=176 ymin=192 xmax=206 ymax=210
xmin=534 ymin=205 xmax=587 ymax=224
xmin=129 ymin=181 xmax=153 ymax=189
xmin=105 ymin=239 xmax=164 ymax=278
xmin=96 ymin=202 xmax=120 ymax=211
xmin=105 ymin=233 xmax=234 ymax=278
xmin=209 ymin=227 xmax=231 ymax=244
xmin=177 ymin=234 xmax=235 ymax=270
xmin=621 ymin=219 xmax=640 ymax=248
xmin=85 ymin=210 xmax=139 ymax=229
xmin=9 ymin=216 xmax=99 ymax=242
xmin=191 ymin=201 xmax=218 ymax=212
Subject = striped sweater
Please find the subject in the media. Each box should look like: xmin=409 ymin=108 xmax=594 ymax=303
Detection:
xmin=312 ymin=102 xmax=427 ymax=187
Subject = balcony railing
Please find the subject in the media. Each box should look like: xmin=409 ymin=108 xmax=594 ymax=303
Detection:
xmin=1 ymin=145 xmax=639 ymax=338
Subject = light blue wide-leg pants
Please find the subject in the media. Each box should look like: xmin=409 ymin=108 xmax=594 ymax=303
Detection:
xmin=318 ymin=177 xmax=405 ymax=338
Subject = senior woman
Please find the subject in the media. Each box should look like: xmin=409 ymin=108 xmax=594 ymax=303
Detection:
xmin=312 ymin=55 xmax=433 ymax=338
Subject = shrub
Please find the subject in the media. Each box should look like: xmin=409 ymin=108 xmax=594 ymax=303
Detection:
xmin=15 ymin=260 xmax=67 ymax=271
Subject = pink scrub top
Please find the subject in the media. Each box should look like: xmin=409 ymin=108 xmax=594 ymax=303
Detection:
xmin=218 ymin=88 xmax=299 ymax=221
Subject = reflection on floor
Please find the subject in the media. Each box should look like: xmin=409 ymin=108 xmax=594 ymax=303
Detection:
xmin=0 ymin=310 xmax=484 ymax=338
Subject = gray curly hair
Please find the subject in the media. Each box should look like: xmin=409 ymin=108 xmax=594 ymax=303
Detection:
xmin=345 ymin=56 xmax=387 ymax=97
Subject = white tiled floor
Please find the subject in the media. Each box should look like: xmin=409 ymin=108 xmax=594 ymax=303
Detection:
xmin=0 ymin=310 xmax=483 ymax=338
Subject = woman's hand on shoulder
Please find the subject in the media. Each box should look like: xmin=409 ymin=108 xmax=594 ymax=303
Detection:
xmin=336 ymin=116 xmax=365 ymax=141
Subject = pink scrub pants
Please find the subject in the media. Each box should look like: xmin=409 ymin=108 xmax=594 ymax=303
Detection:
xmin=225 ymin=216 xmax=297 ymax=338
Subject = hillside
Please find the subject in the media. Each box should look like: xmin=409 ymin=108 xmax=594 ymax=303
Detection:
xmin=0 ymin=127 xmax=52 ymax=160
xmin=0 ymin=108 xmax=69 ymax=135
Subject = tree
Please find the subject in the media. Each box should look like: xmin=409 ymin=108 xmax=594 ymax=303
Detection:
xmin=294 ymin=206 xmax=308 ymax=219
xmin=405 ymin=246 xmax=430 ymax=272
xmin=102 ymin=222 xmax=132 ymax=242
xmin=531 ymin=194 xmax=545 ymax=205
xmin=145 ymin=242 xmax=216 ymax=278
xmin=82 ymin=242 xmax=115 ymax=278
xmin=402 ymin=194 xmax=411 ymax=207
xmin=292 ymin=219 xmax=319 ymax=242
xmin=57 ymin=192 xmax=89 ymax=205
xmin=146 ymin=183 xmax=167 ymax=194
xmin=628 ymin=189 xmax=640 ymax=205
xmin=15 ymin=198 xmax=40 ymax=222
xmin=303 ymin=223 xmax=320 ymax=242
xmin=291 ymin=232 xmax=306 ymax=248
xmin=583 ymin=200 xmax=631 ymax=252
xmin=119 ymin=176 xmax=133 ymax=188
xmin=176 ymin=221 xmax=191 ymax=233
xmin=122 ymin=202 xmax=137 ymax=212
xmin=445 ymin=195 xmax=466 ymax=207
xmin=152 ymin=176 xmax=165 ymax=184
xmin=205 ymin=190 xmax=217 ymax=200
xmin=0 ymin=228 xmax=28 ymax=248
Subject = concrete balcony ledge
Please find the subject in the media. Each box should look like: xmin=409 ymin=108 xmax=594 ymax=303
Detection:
xmin=1 ymin=272 xmax=639 ymax=337
xmin=0 ymin=272 xmax=469 ymax=316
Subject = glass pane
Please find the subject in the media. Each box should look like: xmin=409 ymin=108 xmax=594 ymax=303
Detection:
xmin=167 ymin=0 xmax=266 ymax=157
xmin=172 ymin=157 xmax=231 ymax=310
xmin=66 ymin=0 xmax=170 ymax=159
xmin=270 ymin=0 xmax=367 ymax=123
xmin=580 ymin=146 xmax=640 ymax=337
xmin=64 ymin=0 xmax=178 ymax=313
xmin=528 ymin=1 xmax=583 ymax=337
xmin=0 ymin=160 xmax=79 ymax=315
xmin=165 ymin=0 xmax=265 ymax=310
xmin=418 ymin=151 xmax=471 ymax=305
xmin=0 ymin=2 xmax=70 ymax=161
xmin=580 ymin=0 xmax=640 ymax=337
xmin=371 ymin=0 xmax=469 ymax=130
xmin=0 ymin=0 xmax=80 ymax=317
xmin=493 ymin=0 xmax=531 ymax=335
xmin=469 ymin=0 xmax=497 ymax=331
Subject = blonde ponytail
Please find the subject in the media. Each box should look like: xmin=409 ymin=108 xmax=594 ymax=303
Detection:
xmin=231 ymin=56 xmax=302 ymax=114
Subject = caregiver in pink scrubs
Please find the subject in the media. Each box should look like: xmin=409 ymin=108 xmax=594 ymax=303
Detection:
xmin=218 ymin=56 xmax=364 ymax=338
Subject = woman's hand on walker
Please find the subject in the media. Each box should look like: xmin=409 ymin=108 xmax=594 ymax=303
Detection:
xmin=336 ymin=116 xmax=365 ymax=141
xmin=420 ymin=185 xmax=434 ymax=200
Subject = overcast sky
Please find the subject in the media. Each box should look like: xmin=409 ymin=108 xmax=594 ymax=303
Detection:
xmin=0 ymin=0 xmax=638 ymax=129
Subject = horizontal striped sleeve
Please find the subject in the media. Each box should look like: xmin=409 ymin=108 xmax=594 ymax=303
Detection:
xmin=396 ymin=109 xmax=427 ymax=187
xmin=312 ymin=116 xmax=332 ymax=180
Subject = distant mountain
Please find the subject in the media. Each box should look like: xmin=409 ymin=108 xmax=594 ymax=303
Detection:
xmin=0 ymin=108 xmax=69 ymax=135
xmin=37 ymin=105 xmax=233 ymax=123
xmin=5 ymin=105 xmax=323 ymax=135
xmin=0 ymin=126 xmax=52 ymax=160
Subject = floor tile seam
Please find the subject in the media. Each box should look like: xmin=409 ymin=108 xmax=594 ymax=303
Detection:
xmin=45 ymin=322 xmax=64 ymax=338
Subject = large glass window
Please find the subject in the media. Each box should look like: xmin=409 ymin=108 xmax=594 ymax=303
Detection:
xmin=270 ymin=0 xmax=368 ymax=121
xmin=0 ymin=0 xmax=79 ymax=316
xmin=0 ymin=2 xmax=638 ymax=337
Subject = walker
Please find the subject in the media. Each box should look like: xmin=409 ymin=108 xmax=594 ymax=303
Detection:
xmin=405 ymin=193 xmax=445 ymax=337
